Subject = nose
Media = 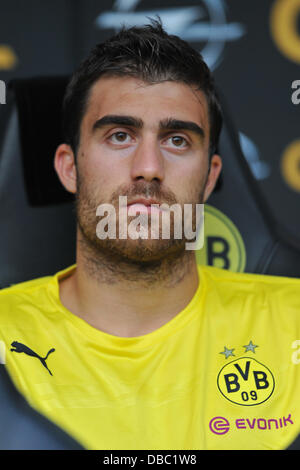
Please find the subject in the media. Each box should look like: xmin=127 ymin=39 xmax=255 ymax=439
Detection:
xmin=130 ymin=135 xmax=165 ymax=183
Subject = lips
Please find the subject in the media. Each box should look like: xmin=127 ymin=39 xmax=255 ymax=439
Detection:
xmin=127 ymin=198 xmax=161 ymax=207
xmin=126 ymin=198 xmax=163 ymax=215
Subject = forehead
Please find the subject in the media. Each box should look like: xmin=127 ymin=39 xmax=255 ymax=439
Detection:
xmin=82 ymin=76 xmax=209 ymax=134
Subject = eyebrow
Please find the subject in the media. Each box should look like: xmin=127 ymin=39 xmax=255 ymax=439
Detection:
xmin=92 ymin=114 xmax=205 ymax=139
xmin=92 ymin=115 xmax=143 ymax=132
xmin=159 ymin=118 xmax=205 ymax=139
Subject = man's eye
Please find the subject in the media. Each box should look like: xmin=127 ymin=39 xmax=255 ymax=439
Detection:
xmin=109 ymin=132 xmax=131 ymax=144
xmin=166 ymin=136 xmax=188 ymax=148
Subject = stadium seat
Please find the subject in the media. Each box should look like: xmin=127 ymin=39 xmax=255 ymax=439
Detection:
xmin=0 ymin=77 xmax=76 ymax=288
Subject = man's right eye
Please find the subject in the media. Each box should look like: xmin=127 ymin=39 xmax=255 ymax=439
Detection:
xmin=109 ymin=131 xmax=132 ymax=144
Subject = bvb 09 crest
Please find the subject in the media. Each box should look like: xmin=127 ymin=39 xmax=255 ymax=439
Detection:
xmin=217 ymin=356 xmax=275 ymax=406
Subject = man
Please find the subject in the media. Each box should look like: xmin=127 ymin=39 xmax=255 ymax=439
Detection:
xmin=1 ymin=20 xmax=300 ymax=450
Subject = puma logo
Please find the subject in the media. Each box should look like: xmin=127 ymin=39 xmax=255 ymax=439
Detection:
xmin=10 ymin=341 xmax=55 ymax=376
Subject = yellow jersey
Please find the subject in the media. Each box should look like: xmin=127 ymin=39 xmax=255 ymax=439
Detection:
xmin=1 ymin=264 xmax=300 ymax=450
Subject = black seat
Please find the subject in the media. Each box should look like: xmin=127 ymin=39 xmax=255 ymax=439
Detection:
xmin=0 ymin=77 xmax=76 ymax=288
xmin=207 ymin=94 xmax=300 ymax=278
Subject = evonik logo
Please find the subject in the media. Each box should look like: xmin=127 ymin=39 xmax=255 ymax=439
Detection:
xmin=209 ymin=414 xmax=294 ymax=435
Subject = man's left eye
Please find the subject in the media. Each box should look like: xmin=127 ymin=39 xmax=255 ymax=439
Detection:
xmin=167 ymin=136 xmax=188 ymax=148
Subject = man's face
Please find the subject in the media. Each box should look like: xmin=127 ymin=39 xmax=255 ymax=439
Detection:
xmin=68 ymin=76 xmax=221 ymax=263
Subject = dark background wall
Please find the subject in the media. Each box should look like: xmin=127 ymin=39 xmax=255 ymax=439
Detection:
xmin=0 ymin=0 xmax=299 ymax=241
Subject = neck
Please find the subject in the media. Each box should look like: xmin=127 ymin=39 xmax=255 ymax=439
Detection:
xmin=59 ymin=233 xmax=200 ymax=337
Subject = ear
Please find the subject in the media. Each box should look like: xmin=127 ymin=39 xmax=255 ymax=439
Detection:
xmin=54 ymin=143 xmax=77 ymax=194
xmin=203 ymin=154 xmax=222 ymax=202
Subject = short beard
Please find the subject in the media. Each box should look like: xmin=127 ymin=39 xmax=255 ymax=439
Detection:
xmin=75 ymin=176 xmax=206 ymax=287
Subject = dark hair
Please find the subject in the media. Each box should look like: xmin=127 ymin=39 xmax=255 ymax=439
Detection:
xmin=62 ymin=18 xmax=222 ymax=159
